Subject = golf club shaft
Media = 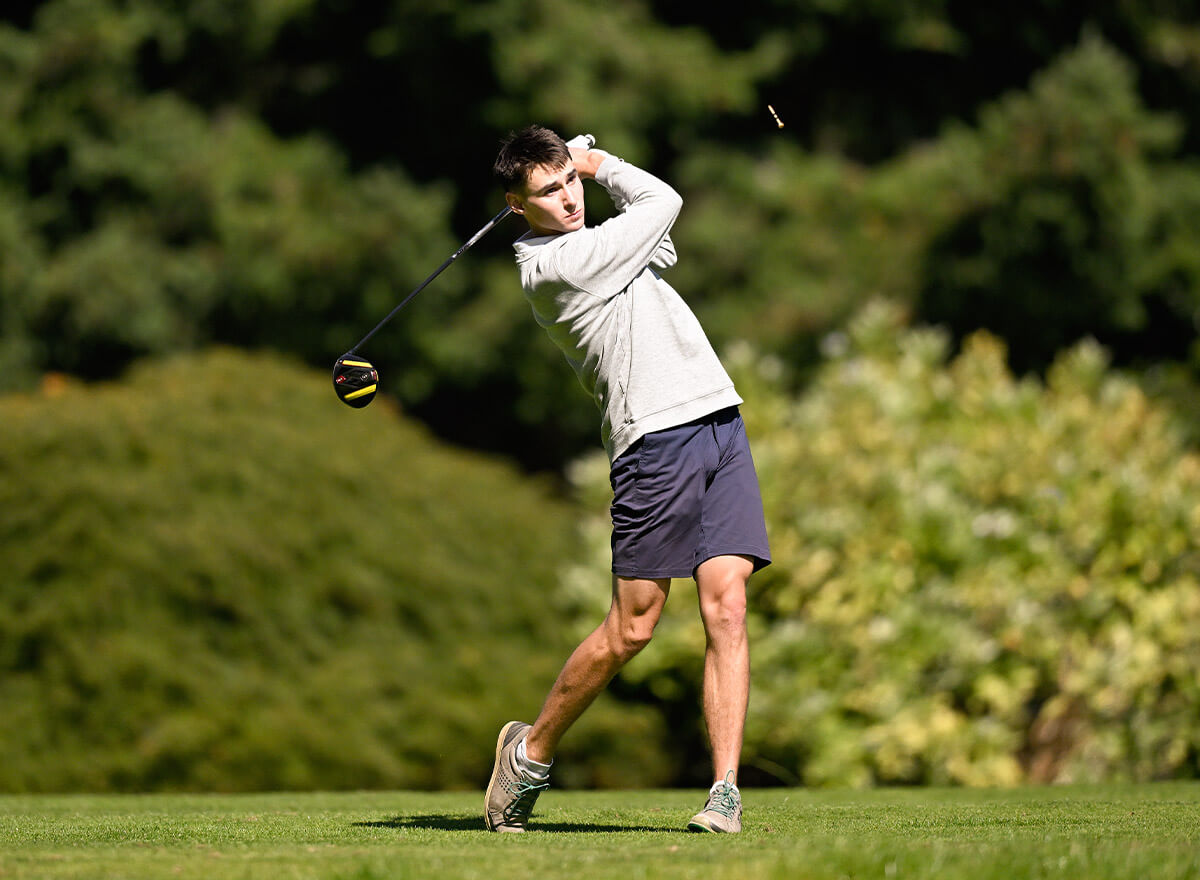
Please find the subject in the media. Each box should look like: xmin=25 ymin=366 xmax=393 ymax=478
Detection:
xmin=347 ymin=135 xmax=594 ymax=355
xmin=349 ymin=204 xmax=514 ymax=353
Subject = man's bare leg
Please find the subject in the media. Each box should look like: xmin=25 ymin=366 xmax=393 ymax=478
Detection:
xmin=695 ymin=554 xmax=753 ymax=784
xmin=524 ymin=575 xmax=671 ymax=764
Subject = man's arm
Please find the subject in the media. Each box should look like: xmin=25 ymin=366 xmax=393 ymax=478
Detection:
xmin=575 ymin=146 xmax=677 ymax=271
xmin=552 ymin=151 xmax=683 ymax=298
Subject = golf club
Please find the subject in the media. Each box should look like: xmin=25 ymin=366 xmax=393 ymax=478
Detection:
xmin=333 ymin=133 xmax=596 ymax=408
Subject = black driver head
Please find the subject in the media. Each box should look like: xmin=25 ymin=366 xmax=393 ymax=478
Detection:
xmin=332 ymin=354 xmax=379 ymax=408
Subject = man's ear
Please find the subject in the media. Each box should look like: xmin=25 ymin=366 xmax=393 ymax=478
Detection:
xmin=505 ymin=192 xmax=525 ymax=215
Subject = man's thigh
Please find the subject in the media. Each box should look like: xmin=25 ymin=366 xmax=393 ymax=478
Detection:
xmin=696 ymin=415 xmax=771 ymax=574
xmin=609 ymin=421 xmax=709 ymax=580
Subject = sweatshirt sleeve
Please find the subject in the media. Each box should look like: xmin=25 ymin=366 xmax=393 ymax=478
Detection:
xmin=651 ymin=235 xmax=677 ymax=270
xmin=548 ymin=158 xmax=683 ymax=300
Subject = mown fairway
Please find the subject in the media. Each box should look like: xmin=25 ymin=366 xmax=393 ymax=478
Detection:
xmin=2 ymin=783 xmax=1197 ymax=879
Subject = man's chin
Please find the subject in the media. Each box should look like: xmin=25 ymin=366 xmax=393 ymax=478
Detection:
xmin=531 ymin=214 xmax=585 ymax=236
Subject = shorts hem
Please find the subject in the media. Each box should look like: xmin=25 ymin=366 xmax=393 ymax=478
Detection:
xmin=612 ymin=567 xmax=694 ymax=580
xmin=614 ymin=549 xmax=771 ymax=582
xmin=694 ymin=549 xmax=772 ymax=576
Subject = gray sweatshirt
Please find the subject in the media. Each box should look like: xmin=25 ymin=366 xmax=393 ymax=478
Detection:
xmin=513 ymin=154 xmax=742 ymax=462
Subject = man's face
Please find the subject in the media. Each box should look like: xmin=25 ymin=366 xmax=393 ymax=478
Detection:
xmin=507 ymin=161 xmax=585 ymax=236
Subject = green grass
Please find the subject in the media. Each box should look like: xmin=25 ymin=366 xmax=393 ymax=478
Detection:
xmin=1 ymin=784 xmax=1198 ymax=879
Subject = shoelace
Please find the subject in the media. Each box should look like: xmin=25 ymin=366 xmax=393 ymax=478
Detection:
xmin=503 ymin=777 xmax=550 ymax=822
xmin=705 ymin=784 xmax=740 ymax=818
xmin=704 ymin=772 xmax=740 ymax=818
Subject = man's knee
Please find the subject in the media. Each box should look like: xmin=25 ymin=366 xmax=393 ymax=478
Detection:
xmin=605 ymin=576 xmax=669 ymax=662
xmin=606 ymin=611 xmax=658 ymax=662
xmin=701 ymin=586 xmax=746 ymax=635
xmin=697 ymin=557 xmax=751 ymax=635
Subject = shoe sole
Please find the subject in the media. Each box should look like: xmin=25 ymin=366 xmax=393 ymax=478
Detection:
xmin=484 ymin=721 xmax=523 ymax=832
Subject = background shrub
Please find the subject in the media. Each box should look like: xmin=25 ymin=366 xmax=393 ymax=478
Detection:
xmin=0 ymin=349 xmax=669 ymax=792
xmin=562 ymin=301 xmax=1200 ymax=787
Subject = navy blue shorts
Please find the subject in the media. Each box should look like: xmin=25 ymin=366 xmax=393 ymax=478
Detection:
xmin=609 ymin=407 xmax=771 ymax=580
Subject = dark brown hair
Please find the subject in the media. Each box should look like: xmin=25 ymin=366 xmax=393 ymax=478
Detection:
xmin=494 ymin=125 xmax=570 ymax=193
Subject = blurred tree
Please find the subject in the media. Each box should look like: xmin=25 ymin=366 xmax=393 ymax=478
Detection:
xmin=917 ymin=36 xmax=1200 ymax=373
xmin=663 ymin=36 xmax=1200 ymax=398
xmin=2 ymin=1 xmax=1200 ymax=471
xmin=0 ymin=0 xmax=790 ymax=472
xmin=649 ymin=0 xmax=1200 ymax=160
xmin=0 ymin=2 xmax=460 ymax=395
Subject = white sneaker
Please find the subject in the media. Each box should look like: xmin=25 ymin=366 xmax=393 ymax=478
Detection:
xmin=687 ymin=771 xmax=742 ymax=833
xmin=484 ymin=721 xmax=549 ymax=832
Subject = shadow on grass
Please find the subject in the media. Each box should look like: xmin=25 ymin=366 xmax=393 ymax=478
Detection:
xmin=356 ymin=814 xmax=675 ymax=834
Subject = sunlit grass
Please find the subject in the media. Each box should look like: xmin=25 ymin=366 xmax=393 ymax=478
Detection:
xmin=2 ymin=783 xmax=1197 ymax=879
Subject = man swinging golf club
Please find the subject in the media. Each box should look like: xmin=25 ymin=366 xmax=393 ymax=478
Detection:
xmin=485 ymin=127 xmax=771 ymax=834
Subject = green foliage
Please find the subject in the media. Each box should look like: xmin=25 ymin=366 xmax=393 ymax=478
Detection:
xmin=563 ymin=301 xmax=1200 ymax=787
xmin=0 ymin=4 xmax=460 ymax=395
xmin=917 ymin=35 xmax=1200 ymax=371
xmin=460 ymin=0 xmax=787 ymax=162
xmin=2 ymin=0 xmax=1200 ymax=795
xmin=670 ymin=143 xmax=910 ymax=365
xmin=4 ymin=3 xmax=1200 ymax=470
xmin=679 ymin=0 xmax=1200 ymax=161
xmin=668 ymin=36 xmax=1200 ymax=382
xmin=0 ymin=349 xmax=669 ymax=792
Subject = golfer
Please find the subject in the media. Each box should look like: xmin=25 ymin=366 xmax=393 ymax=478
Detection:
xmin=485 ymin=126 xmax=770 ymax=834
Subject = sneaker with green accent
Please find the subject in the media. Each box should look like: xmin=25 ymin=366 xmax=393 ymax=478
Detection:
xmin=484 ymin=721 xmax=549 ymax=832
xmin=687 ymin=771 xmax=742 ymax=833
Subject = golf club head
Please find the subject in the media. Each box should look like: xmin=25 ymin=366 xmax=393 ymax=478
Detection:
xmin=332 ymin=353 xmax=378 ymax=408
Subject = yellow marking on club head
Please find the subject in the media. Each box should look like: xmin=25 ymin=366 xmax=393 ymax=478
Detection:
xmin=340 ymin=359 xmax=374 ymax=368
xmin=343 ymin=384 xmax=377 ymax=400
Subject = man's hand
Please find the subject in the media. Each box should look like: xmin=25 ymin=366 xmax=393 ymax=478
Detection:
xmin=564 ymin=135 xmax=602 ymax=181
xmin=569 ymin=147 xmax=607 ymax=181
